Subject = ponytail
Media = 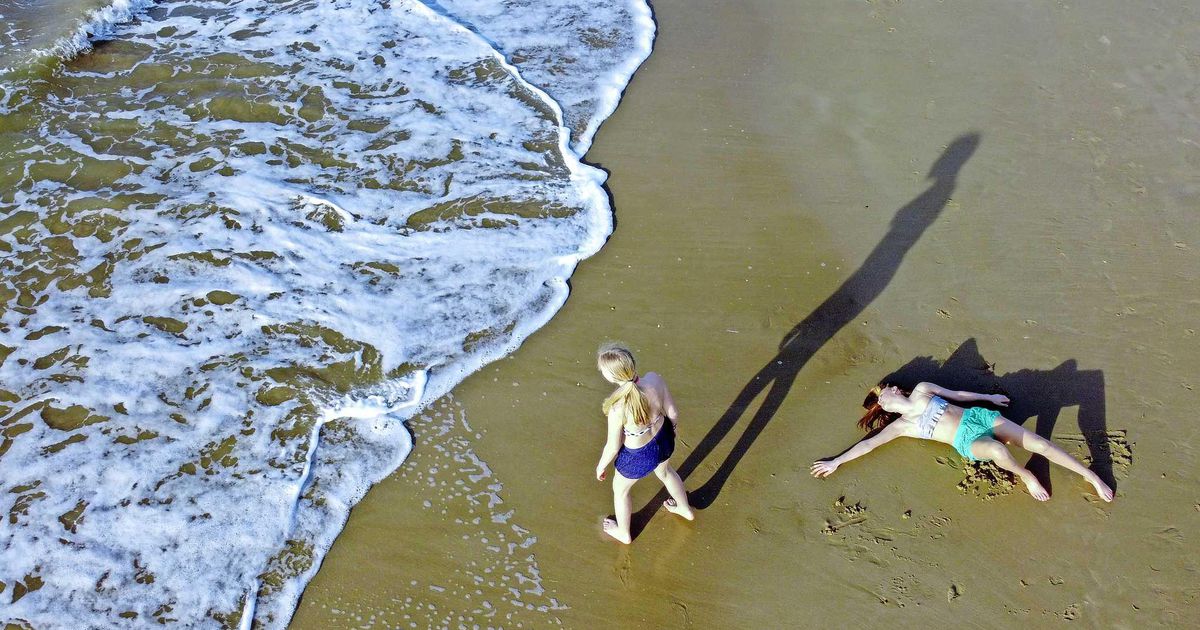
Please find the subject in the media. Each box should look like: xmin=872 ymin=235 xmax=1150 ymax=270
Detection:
xmin=602 ymin=380 xmax=652 ymax=427
xmin=597 ymin=343 xmax=652 ymax=427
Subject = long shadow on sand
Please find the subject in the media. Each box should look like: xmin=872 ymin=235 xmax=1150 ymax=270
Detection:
xmin=629 ymin=133 xmax=982 ymax=537
xmin=878 ymin=338 xmax=1118 ymax=495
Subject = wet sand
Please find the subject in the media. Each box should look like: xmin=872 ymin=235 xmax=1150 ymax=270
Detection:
xmin=293 ymin=0 xmax=1200 ymax=626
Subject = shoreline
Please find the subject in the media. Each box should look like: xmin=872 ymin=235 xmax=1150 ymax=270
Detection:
xmin=294 ymin=0 xmax=1200 ymax=626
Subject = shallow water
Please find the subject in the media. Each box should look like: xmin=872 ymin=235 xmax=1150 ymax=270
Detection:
xmin=0 ymin=0 xmax=652 ymax=626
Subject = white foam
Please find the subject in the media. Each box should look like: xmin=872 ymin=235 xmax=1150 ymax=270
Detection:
xmin=419 ymin=0 xmax=656 ymax=153
xmin=37 ymin=0 xmax=155 ymax=61
xmin=0 ymin=0 xmax=654 ymax=627
xmin=0 ymin=0 xmax=153 ymax=72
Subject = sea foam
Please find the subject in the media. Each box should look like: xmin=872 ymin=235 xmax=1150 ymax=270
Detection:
xmin=0 ymin=0 xmax=653 ymax=626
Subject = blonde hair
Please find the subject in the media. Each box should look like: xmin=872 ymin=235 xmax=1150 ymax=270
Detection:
xmin=597 ymin=343 xmax=651 ymax=427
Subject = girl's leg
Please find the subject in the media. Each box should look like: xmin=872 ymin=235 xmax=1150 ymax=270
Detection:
xmin=653 ymin=462 xmax=695 ymax=520
xmin=993 ymin=418 xmax=1115 ymax=501
xmin=972 ymin=438 xmax=1050 ymax=501
xmin=603 ymin=472 xmax=638 ymax=544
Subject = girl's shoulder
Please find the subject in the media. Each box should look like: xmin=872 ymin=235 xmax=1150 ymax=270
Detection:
xmin=888 ymin=415 xmax=919 ymax=436
xmin=641 ymin=371 xmax=666 ymax=386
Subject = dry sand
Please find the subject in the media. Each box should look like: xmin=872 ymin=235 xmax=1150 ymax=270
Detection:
xmin=292 ymin=0 xmax=1200 ymax=626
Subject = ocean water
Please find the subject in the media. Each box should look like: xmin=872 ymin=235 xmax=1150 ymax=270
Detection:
xmin=0 ymin=0 xmax=653 ymax=627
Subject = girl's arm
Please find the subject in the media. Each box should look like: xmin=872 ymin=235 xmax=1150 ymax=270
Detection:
xmin=595 ymin=410 xmax=624 ymax=480
xmin=916 ymin=382 xmax=1009 ymax=407
xmin=811 ymin=421 xmax=908 ymax=478
xmin=659 ymin=376 xmax=679 ymax=427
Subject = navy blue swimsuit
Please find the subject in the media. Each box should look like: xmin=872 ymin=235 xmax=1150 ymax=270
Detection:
xmin=614 ymin=418 xmax=675 ymax=479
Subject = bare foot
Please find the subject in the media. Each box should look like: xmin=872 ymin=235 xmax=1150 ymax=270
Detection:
xmin=1020 ymin=473 xmax=1050 ymax=501
xmin=1089 ymin=476 xmax=1115 ymax=502
xmin=662 ymin=498 xmax=695 ymax=521
xmin=602 ymin=517 xmax=631 ymax=544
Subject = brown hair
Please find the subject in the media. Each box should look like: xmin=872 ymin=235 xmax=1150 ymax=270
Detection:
xmin=857 ymin=383 xmax=907 ymax=432
xmin=597 ymin=343 xmax=652 ymax=427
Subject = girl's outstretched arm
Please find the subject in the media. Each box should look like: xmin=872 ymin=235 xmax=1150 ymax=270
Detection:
xmin=811 ymin=421 xmax=907 ymax=478
xmin=916 ymin=382 xmax=1009 ymax=407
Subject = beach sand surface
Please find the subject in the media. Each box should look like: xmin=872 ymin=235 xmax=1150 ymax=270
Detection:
xmin=293 ymin=1 xmax=1200 ymax=626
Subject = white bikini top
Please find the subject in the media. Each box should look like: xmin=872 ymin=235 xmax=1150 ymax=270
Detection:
xmin=916 ymin=395 xmax=948 ymax=439
xmin=624 ymin=416 xmax=664 ymax=437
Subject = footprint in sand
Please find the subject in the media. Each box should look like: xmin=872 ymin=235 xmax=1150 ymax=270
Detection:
xmin=613 ymin=550 xmax=632 ymax=588
xmin=821 ymin=496 xmax=869 ymax=535
xmin=924 ymin=514 xmax=953 ymax=528
xmin=881 ymin=573 xmax=935 ymax=609
xmin=821 ymin=497 xmax=904 ymax=567
xmin=671 ymin=601 xmax=694 ymax=628
xmin=912 ymin=512 xmax=953 ymax=540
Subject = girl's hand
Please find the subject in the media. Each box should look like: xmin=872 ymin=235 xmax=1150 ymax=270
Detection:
xmin=991 ymin=394 xmax=1010 ymax=407
xmin=596 ymin=465 xmax=607 ymax=481
xmin=810 ymin=460 xmax=839 ymax=478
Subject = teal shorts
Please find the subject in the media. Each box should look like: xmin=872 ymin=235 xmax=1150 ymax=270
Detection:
xmin=952 ymin=407 xmax=1000 ymax=461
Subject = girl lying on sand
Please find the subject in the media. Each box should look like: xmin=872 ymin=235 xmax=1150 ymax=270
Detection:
xmin=811 ymin=382 xmax=1114 ymax=502
xmin=594 ymin=343 xmax=694 ymax=543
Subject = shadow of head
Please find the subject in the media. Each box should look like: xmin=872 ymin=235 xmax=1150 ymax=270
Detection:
xmin=928 ymin=132 xmax=981 ymax=180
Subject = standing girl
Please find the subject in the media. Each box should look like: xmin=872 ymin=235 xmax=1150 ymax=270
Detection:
xmin=594 ymin=343 xmax=694 ymax=543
